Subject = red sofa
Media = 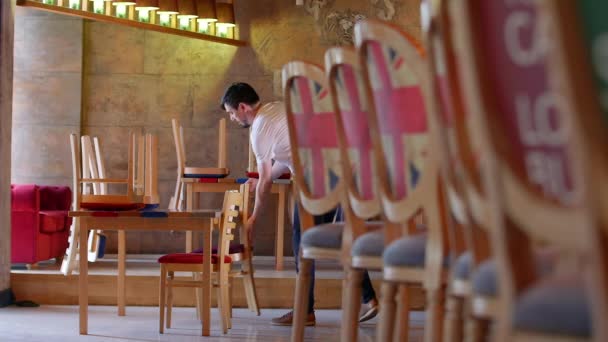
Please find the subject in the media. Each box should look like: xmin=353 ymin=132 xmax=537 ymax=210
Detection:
xmin=11 ymin=184 xmax=72 ymax=264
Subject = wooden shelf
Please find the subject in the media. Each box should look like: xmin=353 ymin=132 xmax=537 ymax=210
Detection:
xmin=16 ymin=0 xmax=247 ymax=47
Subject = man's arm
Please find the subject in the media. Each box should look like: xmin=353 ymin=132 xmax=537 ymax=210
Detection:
xmin=248 ymin=160 xmax=289 ymax=223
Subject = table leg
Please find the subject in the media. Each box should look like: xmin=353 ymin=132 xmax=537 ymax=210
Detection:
xmin=186 ymin=184 xmax=193 ymax=253
xmin=117 ymin=230 xmax=126 ymax=316
xmin=79 ymin=218 xmax=89 ymax=335
xmin=201 ymin=218 xmax=212 ymax=336
xmin=275 ymin=185 xmax=286 ymax=271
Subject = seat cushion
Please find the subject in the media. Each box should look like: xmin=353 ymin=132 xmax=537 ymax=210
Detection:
xmin=513 ymin=275 xmax=590 ymax=337
xmin=301 ymin=223 xmax=344 ymax=250
xmin=472 ymin=249 xmax=556 ymax=297
xmin=352 ymin=228 xmax=384 ymax=257
xmin=39 ymin=211 xmax=68 ymax=233
xmin=383 ymin=234 xmax=427 ymax=267
xmin=157 ymin=253 xmax=232 ymax=264
xmin=453 ymin=252 xmax=472 ymax=280
xmin=192 ymin=243 xmax=246 ymax=255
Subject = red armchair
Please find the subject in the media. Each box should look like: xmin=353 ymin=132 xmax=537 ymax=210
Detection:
xmin=11 ymin=184 xmax=72 ymax=265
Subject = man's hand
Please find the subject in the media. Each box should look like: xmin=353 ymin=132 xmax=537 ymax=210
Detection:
xmin=245 ymin=178 xmax=258 ymax=192
xmin=245 ymin=216 xmax=256 ymax=246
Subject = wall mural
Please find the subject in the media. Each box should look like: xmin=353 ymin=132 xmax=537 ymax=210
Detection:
xmin=304 ymin=0 xmax=400 ymax=46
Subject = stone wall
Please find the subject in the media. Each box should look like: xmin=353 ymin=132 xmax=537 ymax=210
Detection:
xmin=11 ymin=0 xmax=421 ymax=256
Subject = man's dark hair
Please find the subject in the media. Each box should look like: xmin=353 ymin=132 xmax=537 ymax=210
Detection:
xmin=220 ymin=82 xmax=260 ymax=110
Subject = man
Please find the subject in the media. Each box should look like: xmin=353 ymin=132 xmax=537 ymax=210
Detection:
xmin=221 ymin=82 xmax=379 ymax=326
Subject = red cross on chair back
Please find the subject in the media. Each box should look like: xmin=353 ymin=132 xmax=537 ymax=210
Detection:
xmin=477 ymin=1 xmax=579 ymax=206
xmin=289 ymin=76 xmax=341 ymax=199
xmin=364 ymin=40 xmax=429 ymax=201
xmin=334 ymin=64 xmax=376 ymax=201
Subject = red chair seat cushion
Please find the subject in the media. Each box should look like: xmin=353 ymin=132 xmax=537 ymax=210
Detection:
xmin=157 ymin=253 xmax=232 ymax=264
xmin=246 ymin=171 xmax=291 ymax=179
xmin=192 ymin=243 xmax=246 ymax=255
xmin=39 ymin=210 xmax=70 ymax=233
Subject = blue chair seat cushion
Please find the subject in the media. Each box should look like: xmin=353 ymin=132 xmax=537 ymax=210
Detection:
xmin=472 ymin=248 xmax=556 ymax=297
xmin=453 ymin=252 xmax=472 ymax=280
xmin=351 ymin=223 xmax=384 ymax=257
xmin=301 ymin=223 xmax=344 ymax=250
xmin=513 ymin=275 xmax=590 ymax=337
xmin=383 ymin=234 xmax=427 ymax=268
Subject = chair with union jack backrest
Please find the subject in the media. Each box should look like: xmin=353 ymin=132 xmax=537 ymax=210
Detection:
xmin=453 ymin=0 xmax=597 ymax=341
xmin=325 ymin=46 xmax=386 ymax=341
xmin=421 ymin=1 xmax=479 ymax=341
xmin=354 ymin=19 xmax=451 ymax=342
xmin=282 ymin=60 xmax=345 ymax=342
xmin=539 ymin=1 xmax=608 ymax=341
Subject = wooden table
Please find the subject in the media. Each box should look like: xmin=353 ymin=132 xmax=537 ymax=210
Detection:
xmin=71 ymin=209 xmax=221 ymax=336
xmin=183 ymin=179 xmax=291 ymax=270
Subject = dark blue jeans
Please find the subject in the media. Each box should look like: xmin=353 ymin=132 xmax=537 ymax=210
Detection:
xmin=293 ymin=205 xmax=377 ymax=314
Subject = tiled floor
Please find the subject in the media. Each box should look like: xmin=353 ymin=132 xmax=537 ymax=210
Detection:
xmin=0 ymin=305 xmax=425 ymax=341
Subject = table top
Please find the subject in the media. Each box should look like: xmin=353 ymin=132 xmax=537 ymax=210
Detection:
xmin=69 ymin=209 xmax=221 ymax=218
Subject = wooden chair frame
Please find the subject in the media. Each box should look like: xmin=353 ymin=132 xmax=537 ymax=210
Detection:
xmin=540 ymin=1 xmax=608 ymax=341
xmin=159 ymin=190 xmax=241 ymax=335
xmin=354 ymin=18 xmax=450 ymax=342
xmin=282 ymin=60 xmax=345 ymax=342
xmin=452 ymin=1 xmax=596 ymax=341
xmin=325 ymin=46 xmax=385 ymax=342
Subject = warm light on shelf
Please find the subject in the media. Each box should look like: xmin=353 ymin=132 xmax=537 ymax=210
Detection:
xmin=215 ymin=2 xmax=235 ymax=38
xmin=135 ymin=0 xmax=158 ymax=23
xmin=177 ymin=0 xmax=197 ymax=30
xmin=156 ymin=0 xmax=177 ymax=27
xmin=195 ymin=0 xmax=217 ymax=34
xmin=112 ymin=1 xmax=135 ymax=18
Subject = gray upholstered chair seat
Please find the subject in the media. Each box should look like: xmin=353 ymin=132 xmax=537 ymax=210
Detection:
xmin=351 ymin=222 xmax=384 ymax=257
xmin=513 ymin=275 xmax=590 ymax=338
xmin=453 ymin=252 xmax=472 ymax=280
xmin=472 ymin=249 xmax=556 ymax=297
xmin=383 ymin=234 xmax=427 ymax=268
xmin=301 ymin=222 xmax=344 ymax=250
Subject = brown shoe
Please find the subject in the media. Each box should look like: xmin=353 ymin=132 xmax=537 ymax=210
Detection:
xmin=271 ymin=310 xmax=316 ymax=326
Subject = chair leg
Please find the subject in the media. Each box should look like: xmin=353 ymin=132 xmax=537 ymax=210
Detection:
xmin=291 ymin=257 xmax=313 ymax=342
xmin=377 ymin=281 xmax=397 ymax=342
xmin=194 ymin=272 xmax=202 ymax=320
xmin=464 ymin=316 xmax=490 ymax=342
xmin=216 ymin=285 xmax=228 ymax=334
xmin=394 ymin=284 xmax=411 ymax=342
xmin=424 ymin=286 xmax=446 ymax=342
xmin=341 ymin=267 xmax=363 ymax=342
xmin=443 ymin=294 xmax=465 ymax=342
xmin=159 ymin=265 xmax=167 ymax=334
xmin=228 ymin=277 xmax=233 ymax=320
xmin=167 ymin=271 xmax=174 ymax=329
xmin=243 ymin=257 xmax=260 ymax=315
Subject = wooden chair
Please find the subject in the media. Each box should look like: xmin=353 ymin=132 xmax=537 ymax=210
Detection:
xmin=158 ymin=190 xmax=241 ymax=335
xmin=325 ymin=46 xmax=385 ymax=342
xmin=422 ymin=1 xmax=474 ymax=341
xmin=354 ymin=19 xmax=450 ymax=342
xmin=539 ymin=1 xmax=608 ymax=341
xmin=170 ymin=118 xmax=229 ymax=211
xmin=452 ymin=1 xmax=597 ymax=341
xmin=282 ymin=60 xmax=345 ymax=342
xmin=61 ymin=132 xmax=154 ymax=275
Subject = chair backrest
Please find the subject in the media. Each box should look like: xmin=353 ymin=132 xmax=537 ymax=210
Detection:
xmin=424 ymin=0 xmax=473 ymax=258
xmin=217 ymin=190 xmax=242 ymax=263
xmin=325 ymin=46 xmax=381 ymax=221
xmin=541 ymin=1 xmax=608 ymax=339
xmin=282 ymin=61 xmax=343 ymax=216
xmin=70 ymin=131 xmax=157 ymax=209
xmin=354 ymin=19 xmax=443 ymax=226
xmin=452 ymin=1 xmax=595 ymax=337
